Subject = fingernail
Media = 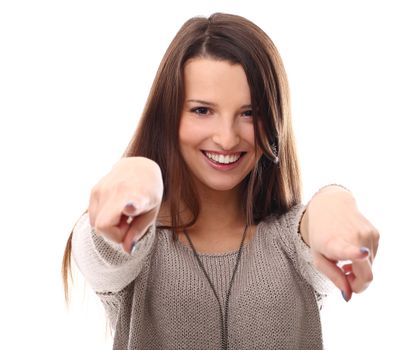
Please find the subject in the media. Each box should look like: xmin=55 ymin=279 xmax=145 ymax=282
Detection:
xmin=341 ymin=291 xmax=349 ymax=302
xmin=360 ymin=246 xmax=370 ymax=255
xmin=130 ymin=240 xmax=137 ymax=255
xmin=124 ymin=201 xmax=137 ymax=216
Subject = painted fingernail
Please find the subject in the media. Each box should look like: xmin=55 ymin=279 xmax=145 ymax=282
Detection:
xmin=124 ymin=201 xmax=137 ymax=216
xmin=341 ymin=291 xmax=349 ymax=302
xmin=360 ymin=246 xmax=370 ymax=255
xmin=130 ymin=240 xmax=137 ymax=255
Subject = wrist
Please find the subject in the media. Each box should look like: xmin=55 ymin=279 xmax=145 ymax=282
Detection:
xmin=298 ymin=207 xmax=310 ymax=247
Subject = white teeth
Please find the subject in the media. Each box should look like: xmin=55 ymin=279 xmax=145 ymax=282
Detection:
xmin=204 ymin=152 xmax=242 ymax=164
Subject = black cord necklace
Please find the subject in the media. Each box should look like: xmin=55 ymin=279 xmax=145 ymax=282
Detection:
xmin=183 ymin=225 xmax=248 ymax=350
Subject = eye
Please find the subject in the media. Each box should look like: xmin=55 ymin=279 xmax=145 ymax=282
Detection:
xmin=191 ymin=107 xmax=210 ymax=115
xmin=241 ymin=110 xmax=253 ymax=118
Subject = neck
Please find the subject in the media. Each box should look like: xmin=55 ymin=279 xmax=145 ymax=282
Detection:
xmin=192 ymin=186 xmax=244 ymax=233
xmin=158 ymin=186 xmax=245 ymax=232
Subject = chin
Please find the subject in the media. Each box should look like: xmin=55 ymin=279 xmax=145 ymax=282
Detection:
xmin=196 ymin=176 xmax=245 ymax=192
xmin=207 ymin=184 xmax=239 ymax=192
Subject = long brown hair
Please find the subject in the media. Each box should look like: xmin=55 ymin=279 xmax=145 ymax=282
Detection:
xmin=62 ymin=12 xmax=301 ymax=301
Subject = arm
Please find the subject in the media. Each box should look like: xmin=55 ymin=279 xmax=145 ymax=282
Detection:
xmin=72 ymin=212 xmax=156 ymax=293
xmin=299 ymin=185 xmax=380 ymax=301
xmin=72 ymin=156 xmax=164 ymax=293
xmin=276 ymin=204 xmax=335 ymax=297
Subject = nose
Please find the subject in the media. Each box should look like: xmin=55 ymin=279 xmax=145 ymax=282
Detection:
xmin=211 ymin=117 xmax=240 ymax=150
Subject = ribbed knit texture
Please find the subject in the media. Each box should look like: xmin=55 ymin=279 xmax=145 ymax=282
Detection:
xmin=72 ymin=204 xmax=334 ymax=349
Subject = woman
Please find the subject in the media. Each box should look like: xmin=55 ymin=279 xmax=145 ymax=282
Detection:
xmin=63 ymin=13 xmax=379 ymax=349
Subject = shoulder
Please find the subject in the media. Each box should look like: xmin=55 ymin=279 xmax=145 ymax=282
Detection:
xmin=256 ymin=203 xmax=307 ymax=252
xmin=259 ymin=203 xmax=306 ymax=231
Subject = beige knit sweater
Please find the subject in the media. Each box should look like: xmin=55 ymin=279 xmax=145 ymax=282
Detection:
xmin=72 ymin=203 xmax=334 ymax=349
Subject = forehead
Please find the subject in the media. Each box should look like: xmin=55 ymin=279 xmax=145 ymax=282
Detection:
xmin=183 ymin=58 xmax=251 ymax=104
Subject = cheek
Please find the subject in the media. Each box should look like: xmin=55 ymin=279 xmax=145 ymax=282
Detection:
xmin=179 ymin=121 xmax=200 ymax=155
xmin=178 ymin=119 xmax=189 ymax=143
xmin=179 ymin=118 xmax=209 ymax=148
xmin=179 ymin=122 xmax=194 ymax=147
xmin=241 ymin=126 xmax=262 ymax=163
xmin=241 ymin=125 xmax=256 ymax=148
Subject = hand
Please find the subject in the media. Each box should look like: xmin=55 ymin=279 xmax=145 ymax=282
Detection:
xmin=300 ymin=187 xmax=380 ymax=301
xmin=88 ymin=157 xmax=164 ymax=253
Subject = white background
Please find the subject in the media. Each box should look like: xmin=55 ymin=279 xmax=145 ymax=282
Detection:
xmin=0 ymin=0 xmax=401 ymax=349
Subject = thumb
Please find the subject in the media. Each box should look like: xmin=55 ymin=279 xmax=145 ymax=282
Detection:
xmin=122 ymin=194 xmax=156 ymax=216
xmin=322 ymin=238 xmax=370 ymax=262
xmin=123 ymin=201 xmax=137 ymax=217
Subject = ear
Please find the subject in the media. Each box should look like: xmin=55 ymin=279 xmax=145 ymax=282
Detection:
xmin=269 ymin=141 xmax=279 ymax=164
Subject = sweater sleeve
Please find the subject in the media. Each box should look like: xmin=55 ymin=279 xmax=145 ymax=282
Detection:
xmin=274 ymin=204 xmax=335 ymax=296
xmin=71 ymin=212 xmax=156 ymax=294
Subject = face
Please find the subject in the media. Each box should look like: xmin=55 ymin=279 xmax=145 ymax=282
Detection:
xmin=179 ymin=58 xmax=261 ymax=193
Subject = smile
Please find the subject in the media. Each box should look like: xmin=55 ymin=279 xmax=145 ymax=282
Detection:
xmin=202 ymin=151 xmax=245 ymax=165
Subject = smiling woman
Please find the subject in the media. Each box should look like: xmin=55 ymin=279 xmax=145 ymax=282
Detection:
xmin=179 ymin=59 xmax=259 ymax=192
xmin=62 ymin=12 xmax=379 ymax=350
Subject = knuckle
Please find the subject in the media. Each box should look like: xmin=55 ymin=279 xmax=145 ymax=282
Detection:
xmin=351 ymin=285 xmax=361 ymax=293
xmin=353 ymin=271 xmax=373 ymax=293
xmin=352 ymin=282 xmax=370 ymax=294
xmin=355 ymin=226 xmax=377 ymax=244
xmin=373 ymin=228 xmax=380 ymax=242
xmin=90 ymin=186 xmax=100 ymax=202
xmin=93 ymin=217 xmax=109 ymax=235
xmin=365 ymin=270 xmax=374 ymax=283
xmin=357 ymin=227 xmax=371 ymax=239
xmin=360 ymin=226 xmax=380 ymax=250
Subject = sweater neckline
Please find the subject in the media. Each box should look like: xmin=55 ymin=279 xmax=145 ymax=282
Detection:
xmin=170 ymin=220 xmax=264 ymax=258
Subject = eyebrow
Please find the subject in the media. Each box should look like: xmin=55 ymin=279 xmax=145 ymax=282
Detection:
xmin=186 ymin=99 xmax=252 ymax=109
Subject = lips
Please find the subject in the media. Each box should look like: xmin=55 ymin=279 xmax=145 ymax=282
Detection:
xmin=203 ymin=151 xmax=244 ymax=164
xmin=201 ymin=150 xmax=246 ymax=170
